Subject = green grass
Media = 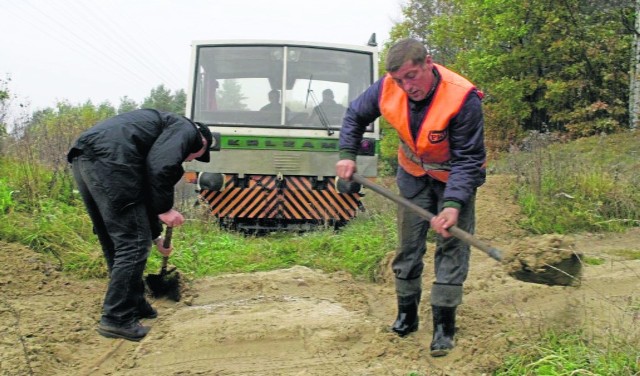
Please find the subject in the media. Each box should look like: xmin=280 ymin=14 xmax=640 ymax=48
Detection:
xmin=495 ymin=330 xmax=639 ymax=375
xmin=0 ymin=178 xmax=14 ymax=213
xmin=0 ymin=193 xmax=397 ymax=282
xmin=0 ymin=156 xmax=396 ymax=281
xmin=609 ymin=249 xmax=640 ymax=260
xmin=1 ymin=130 xmax=639 ymax=375
xmin=0 ymin=197 xmax=105 ymax=278
xmin=582 ymin=256 xmax=606 ymax=266
xmin=492 ymin=130 xmax=640 ymax=234
xmin=145 ymin=201 xmax=397 ymax=282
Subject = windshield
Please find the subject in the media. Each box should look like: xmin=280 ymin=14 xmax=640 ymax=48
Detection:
xmin=191 ymin=45 xmax=374 ymax=131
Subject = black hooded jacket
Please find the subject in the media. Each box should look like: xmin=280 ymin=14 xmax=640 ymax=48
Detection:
xmin=67 ymin=109 xmax=203 ymax=219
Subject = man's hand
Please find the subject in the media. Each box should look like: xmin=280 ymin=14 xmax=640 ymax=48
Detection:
xmin=154 ymin=236 xmax=173 ymax=256
xmin=158 ymin=209 xmax=185 ymax=227
xmin=430 ymin=207 xmax=459 ymax=238
xmin=336 ymin=159 xmax=357 ymax=180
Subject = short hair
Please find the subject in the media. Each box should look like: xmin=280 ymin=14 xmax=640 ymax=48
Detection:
xmin=385 ymin=38 xmax=428 ymax=72
xmin=322 ymin=89 xmax=334 ymax=99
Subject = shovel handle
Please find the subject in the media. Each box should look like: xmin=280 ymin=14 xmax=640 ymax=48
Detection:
xmin=351 ymin=174 xmax=503 ymax=262
xmin=160 ymin=227 xmax=173 ymax=273
xmin=163 ymin=227 xmax=173 ymax=248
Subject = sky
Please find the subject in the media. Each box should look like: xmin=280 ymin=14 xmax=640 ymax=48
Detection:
xmin=0 ymin=0 xmax=404 ymax=112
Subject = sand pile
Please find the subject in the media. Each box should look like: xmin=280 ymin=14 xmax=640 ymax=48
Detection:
xmin=502 ymin=234 xmax=583 ymax=286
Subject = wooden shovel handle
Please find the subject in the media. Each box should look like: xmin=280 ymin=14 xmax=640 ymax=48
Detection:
xmin=163 ymin=227 xmax=173 ymax=248
xmin=351 ymin=174 xmax=503 ymax=262
xmin=160 ymin=227 xmax=173 ymax=273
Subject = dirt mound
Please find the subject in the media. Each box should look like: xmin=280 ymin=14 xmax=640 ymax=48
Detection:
xmin=1 ymin=175 xmax=639 ymax=375
xmin=502 ymin=234 xmax=583 ymax=286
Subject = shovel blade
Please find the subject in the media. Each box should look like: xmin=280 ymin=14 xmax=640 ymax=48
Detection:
xmin=145 ymin=270 xmax=182 ymax=302
xmin=504 ymin=234 xmax=583 ymax=287
xmin=508 ymin=253 xmax=582 ymax=286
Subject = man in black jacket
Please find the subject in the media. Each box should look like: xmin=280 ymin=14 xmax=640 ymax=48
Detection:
xmin=67 ymin=109 xmax=212 ymax=341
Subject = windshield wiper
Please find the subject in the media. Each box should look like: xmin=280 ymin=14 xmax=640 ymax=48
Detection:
xmin=305 ymin=75 xmax=334 ymax=136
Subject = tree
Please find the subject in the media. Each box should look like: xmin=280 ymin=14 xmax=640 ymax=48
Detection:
xmin=26 ymin=101 xmax=115 ymax=170
xmin=0 ymin=77 xmax=11 ymax=147
xmin=420 ymin=0 xmax=634 ymax=146
xmin=141 ymin=84 xmax=186 ymax=115
xmin=0 ymin=77 xmax=9 ymax=125
xmin=216 ymin=80 xmax=248 ymax=110
xmin=0 ymin=79 xmax=9 ymax=155
xmin=629 ymin=0 xmax=640 ymax=129
xmin=172 ymin=89 xmax=186 ymax=114
xmin=117 ymin=96 xmax=139 ymax=114
xmin=6 ymin=101 xmax=117 ymax=204
xmin=398 ymin=0 xmax=458 ymax=65
xmin=142 ymin=84 xmax=173 ymax=111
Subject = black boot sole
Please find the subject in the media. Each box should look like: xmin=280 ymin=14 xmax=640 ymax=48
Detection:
xmin=96 ymin=326 xmax=148 ymax=342
xmin=430 ymin=348 xmax=451 ymax=357
xmin=430 ymin=339 xmax=454 ymax=357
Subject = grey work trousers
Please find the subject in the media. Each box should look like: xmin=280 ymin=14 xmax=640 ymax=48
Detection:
xmin=72 ymin=155 xmax=152 ymax=326
xmin=392 ymin=174 xmax=475 ymax=308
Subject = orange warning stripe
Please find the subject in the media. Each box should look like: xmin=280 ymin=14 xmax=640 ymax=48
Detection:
xmin=200 ymin=175 xmax=361 ymax=221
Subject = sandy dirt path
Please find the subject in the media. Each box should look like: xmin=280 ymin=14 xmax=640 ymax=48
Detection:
xmin=1 ymin=175 xmax=638 ymax=375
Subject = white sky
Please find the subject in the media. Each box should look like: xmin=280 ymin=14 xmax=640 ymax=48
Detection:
xmin=0 ymin=0 xmax=404 ymax=112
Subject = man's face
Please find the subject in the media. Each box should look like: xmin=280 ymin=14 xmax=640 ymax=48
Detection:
xmin=389 ymin=57 xmax=434 ymax=101
xmin=185 ymin=137 xmax=207 ymax=162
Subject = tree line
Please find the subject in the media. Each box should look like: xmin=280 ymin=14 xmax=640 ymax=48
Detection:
xmin=386 ymin=0 xmax=637 ymax=151
xmin=1 ymin=1 xmax=638 ymax=161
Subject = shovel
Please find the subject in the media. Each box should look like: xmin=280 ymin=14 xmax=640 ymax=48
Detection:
xmin=145 ymin=227 xmax=182 ymax=301
xmin=350 ymin=174 xmax=582 ymax=286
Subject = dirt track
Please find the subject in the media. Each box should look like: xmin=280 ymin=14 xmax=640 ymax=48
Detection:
xmin=1 ymin=175 xmax=639 ymax=375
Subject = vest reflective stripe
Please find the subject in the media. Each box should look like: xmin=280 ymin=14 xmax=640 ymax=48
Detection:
xmin=380 ymin=64 xmax=478 ymax=182
xmin=399 ymin=142 xmax=452 ymax=182
xmin=399 ymin=142 xmax=451 ymax=171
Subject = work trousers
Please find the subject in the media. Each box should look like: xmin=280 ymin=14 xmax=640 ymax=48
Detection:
xmin=392 ymin=173 xmax=475 ymax=308
xmin=72 ymin=155 xmax=152 ymax=326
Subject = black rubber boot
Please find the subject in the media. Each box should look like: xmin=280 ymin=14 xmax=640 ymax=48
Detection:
xmin=391 ymin=294 xmax=420 ymax=337
xmin=430 ymin=305 xmax=456 ymax=357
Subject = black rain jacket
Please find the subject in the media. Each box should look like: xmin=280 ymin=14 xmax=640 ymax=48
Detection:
xmin=67 ymin=109 xmax=202 ymax=221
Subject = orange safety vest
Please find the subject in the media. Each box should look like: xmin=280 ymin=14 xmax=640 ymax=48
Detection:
xmin=379 ymin=64 xmax=481 ymax=182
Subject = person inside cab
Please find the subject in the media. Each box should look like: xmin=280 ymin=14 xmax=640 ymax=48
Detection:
xmin=310 ymin=89 xmax=347 ymax=126
xmin=260 ymin=89 xmax=290 ymax=113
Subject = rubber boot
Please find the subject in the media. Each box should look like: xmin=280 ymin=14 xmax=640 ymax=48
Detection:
xmin=430 ymin=305 xmax=456 ymax=357
xmin=391 ymin=293 xmax=420 ymax=337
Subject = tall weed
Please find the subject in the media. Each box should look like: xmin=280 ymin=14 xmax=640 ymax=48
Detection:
xmin=494 ymin=131 xmax=640 ymax=234
xmin=0 ymin=178 xmax=14 ymax=213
